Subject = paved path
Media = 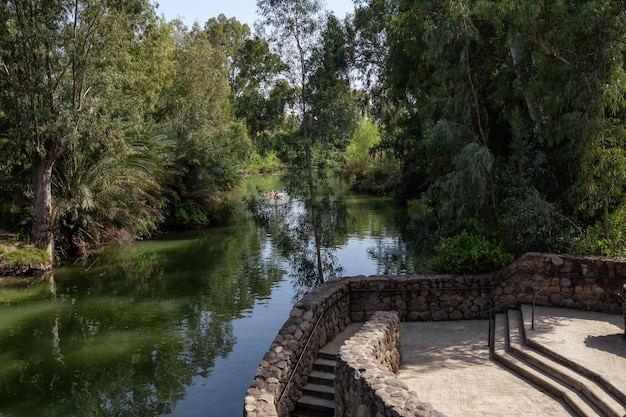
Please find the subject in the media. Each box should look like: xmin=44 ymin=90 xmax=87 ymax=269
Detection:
xmin=396 ymin=307 xmax=626 ymax=417
xmin=397 ymin=320 xmax=573 ymax=417
xmin=325 ymin=307 xmax=625 ymax=417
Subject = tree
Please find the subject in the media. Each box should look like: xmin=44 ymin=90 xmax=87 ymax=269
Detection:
xmin=53 ymin=125 xmax=174 ymax=255
xmin=352 ymin=0 xmax=626 ymax=258
xmin=156 ymin=24 xmax=251 ymax=223
xmin=205 ymin=14 xmax=293 ymax=151
xmin=256 ymin=0 xmax=357 ymax=284
xmin=0 ymin=0 xmax=156 ymax=256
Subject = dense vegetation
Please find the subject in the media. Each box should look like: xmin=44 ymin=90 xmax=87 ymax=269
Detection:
xmin=1 ymin=0 xmax=625 ymax=273
xmin=352 ymin=0 xmax=626 ymax=269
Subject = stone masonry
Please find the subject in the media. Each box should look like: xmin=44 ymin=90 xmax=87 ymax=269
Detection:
xmin=244 ymin=253 xmax=626 ymax=417
xmin=336 ymin=311 xmax=444 ymax=417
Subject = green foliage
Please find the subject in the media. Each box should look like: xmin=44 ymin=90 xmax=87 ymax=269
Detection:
xmin=255 ymin=2 xmax=358 ymax=285
xmin=353 ymin=158 xmax=401 ymax=195
xmin=499 ymin=187 xmax=572 ymax=255
xmin=353 ymin=0 xmax=626 ymax=254
xmin=209 ymin=198 xmax=239 ymax=224
xmin=157 ymin=27 xmax=252 ymax=197
xmin=407 ymin=195 xmax=438 ymax=253
xmin=427 ymin=230 xmax=512 ymax=274
xmin=206 ymin=15 xmax=295 ymax=151
xmin=173 ymin=201 xmax=209 ymax=227
xmin=339 ymin=117 xmax=381 ymax=183
xmin=53 ymin=126 xmax=173 ymax=254
xmin=574 ymin=206 xmax=626 ymax=258
xmin=247 ymin=151 xmax=282 ymax=174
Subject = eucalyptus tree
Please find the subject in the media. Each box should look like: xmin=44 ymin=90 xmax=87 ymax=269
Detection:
xmin=352 ymin=0 xmax=626 ymax=258
xmin=205 ymin=15 xmax=293 ymax=151
xmin=483 ymin=0 xmax=626 ymax=253
xmin=0 ymin=0 xmax=158 ymax=256
xmin=255 ymin=0 xmax=357 ymax=285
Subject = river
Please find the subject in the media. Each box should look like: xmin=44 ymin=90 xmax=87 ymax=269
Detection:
xmin=0 ymin=178 xmax=420 ymax=417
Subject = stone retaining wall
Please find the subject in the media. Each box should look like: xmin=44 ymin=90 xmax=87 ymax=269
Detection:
xmin=495 ymin=253 xmax=626 ymax=311
xmin=348 ymin=274 xmax=494 ymax=322
xmin=244 ymin=253 xmax=626 ymax=417
xmin=336 ymin=311 xmax=443 ymax=417
xmin=244 ymin=279 xmax=351 ymax=417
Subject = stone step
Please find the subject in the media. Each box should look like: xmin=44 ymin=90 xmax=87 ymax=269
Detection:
xmin=493 ymin=313 xmax=605 ymax=417
xmin=510 ymin=309 xmax=626 ymax=417
xmin=308 ymin=370 xmax=335 ymax=387
xmin=289 ymin=407 xmax=333 ymax=417
xmin=302 ymin=382 xmax=335 ymax=400
xmin=317 ymin=351 xmax=337 ymax=361
xmin=296 ymin=395 xmax=335 ymax=415
xmin=313 ymin=357 xmax=336 ymax=374
xmin=520 ymin=304 xmax=626 ymax=407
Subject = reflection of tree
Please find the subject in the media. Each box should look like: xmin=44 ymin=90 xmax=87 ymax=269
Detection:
xmin=366 ymin=236 xmax=416 ymax=275
xmin=347 ymin=194 xmax=424 ymax=274
xmin=246 ymin=189 xmax=347 ymax=297
xmin=0 ymin=219 xmax=285 ymax=417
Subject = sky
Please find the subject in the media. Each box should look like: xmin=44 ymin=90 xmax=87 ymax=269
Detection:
xmin=152 ymin=0 xmax=357 ymax=28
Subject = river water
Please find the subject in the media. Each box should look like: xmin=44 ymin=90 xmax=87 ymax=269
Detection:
xmin=0 ymin=179 xmax=420 ymax=417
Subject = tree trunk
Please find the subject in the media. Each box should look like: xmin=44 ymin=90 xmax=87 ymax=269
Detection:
xmin=306 ymin=147 xmax=324 ymax=285
xmin=509 ymin=33 xmax=538 ymax=124
xmin=32 ymin=151 xmax=56 ymax=258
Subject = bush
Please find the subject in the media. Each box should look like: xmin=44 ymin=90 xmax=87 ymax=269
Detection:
xmin=207 ymin=198 xmax=238 ymax=224
xmin=173 ymin=201 xmax=209 ymax=227
xmin=427 ymin=230 xmax=512 ymax=274
xmin=247 ymin=151 xmax=282 ymax=174
xmin=407 ymin=195 xmax=438 ymax=254
xmin=353 ymin=158 xmax=401 ymax=195
xmin=573 ymin=206 xmax=626 ymax=257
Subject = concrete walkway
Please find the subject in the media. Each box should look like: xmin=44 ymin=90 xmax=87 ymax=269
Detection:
xmin=396 ymin=307 xmax=625 ymax=417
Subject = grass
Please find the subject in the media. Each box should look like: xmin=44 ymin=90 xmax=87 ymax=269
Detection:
xmin=0 ymin=244 xmax=50 ymax=268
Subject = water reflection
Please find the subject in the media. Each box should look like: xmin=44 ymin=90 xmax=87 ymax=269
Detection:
xmin=0 ymin=187 xmax=421 ymax=417
xmin=0 ymin=221 xmax=285 ymax=417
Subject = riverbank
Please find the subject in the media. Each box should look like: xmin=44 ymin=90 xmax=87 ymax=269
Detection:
xmin=0 ymin=230 xmax=52 ymax=278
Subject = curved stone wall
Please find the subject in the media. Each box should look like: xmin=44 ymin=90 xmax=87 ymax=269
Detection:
xmin=336 ymin=310 xmax=442 ymax=417
xmin=244 ymin=253 xmax=626 ymax=417
xmin=244 ymin=279 xmax=351 ymax=417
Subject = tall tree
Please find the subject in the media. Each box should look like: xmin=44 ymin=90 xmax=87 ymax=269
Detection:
xmin=256 ymin=0 xmax=357 ymax=284
xmin=205 ymin=14 xmax=293 ymax=151
xmin=156 ymin=24 xmax=251 ymax=219
xmin=353 ymin=0 xmax=626 ymax=256
xmin=0 ymin=0 xmax=155 ymax=256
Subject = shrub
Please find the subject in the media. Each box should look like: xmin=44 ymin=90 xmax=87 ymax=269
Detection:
xmin=173 ymin=201 xmax=209 ymax=227
xmin=573 ymin=206 xmax=626 ymax=257
xmin=353 ymin=158 xmax=401 ymax=195
xmin=427 ymin=230 xmax=512 ymax=274
xmin=247 ymin=151 xmax=282 ymax=174
xmin=207 ymin=198 xmax=238 ymax=224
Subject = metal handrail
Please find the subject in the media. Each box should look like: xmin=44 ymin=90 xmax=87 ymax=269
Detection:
xmin=276 ymin=308 xmax=326 ymax=406
xmin=275 ymin=292 xmax=349 ymax=408
xmin=486 ymin=288 xmax=545 ymax=349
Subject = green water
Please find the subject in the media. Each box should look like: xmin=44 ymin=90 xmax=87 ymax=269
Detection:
xmin=0 ymin=182 xmax=420 ymax=417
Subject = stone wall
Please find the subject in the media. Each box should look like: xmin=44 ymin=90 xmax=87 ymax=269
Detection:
xmin=336 ymin=311 xmax=443 ymax=417
xmin=348 ymin=274 xmax=495 ymax=322
xmin=495 ymin=253 xmax=626 ymax=311
xmin=244 ymin=253 xmax=626 ymax=417
xmin=244 ymin=279 xmax=351 ymax=417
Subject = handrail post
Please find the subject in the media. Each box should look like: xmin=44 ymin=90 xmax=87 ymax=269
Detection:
xmin=488 ymin=310 xmax=493 ymax=349
xmin=530 ymin=290 xmax=537 ymax=330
